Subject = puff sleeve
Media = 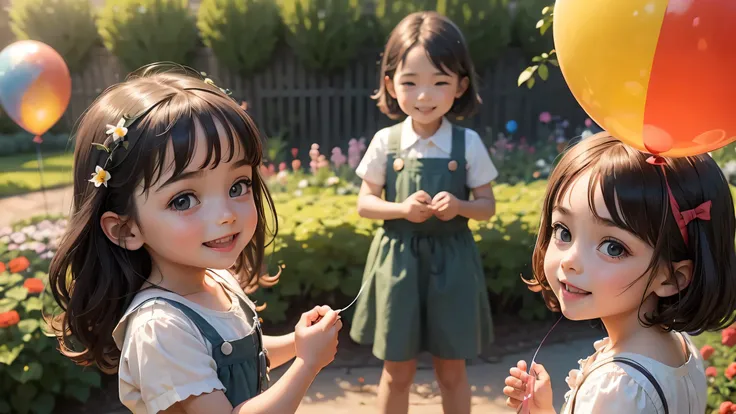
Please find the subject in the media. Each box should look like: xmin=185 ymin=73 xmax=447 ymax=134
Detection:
xmin=118 ymin=303 xmax=224 ymax=413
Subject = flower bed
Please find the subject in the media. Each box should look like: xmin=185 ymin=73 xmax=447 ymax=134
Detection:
xmin=694 ymin=324 xmax=736 ymax=413
xmin=0 ymin=218 xmax=101 ymax=414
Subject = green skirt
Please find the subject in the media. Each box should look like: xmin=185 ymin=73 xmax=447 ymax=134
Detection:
xmin=349 ymin=223 xmax=494 ymax=361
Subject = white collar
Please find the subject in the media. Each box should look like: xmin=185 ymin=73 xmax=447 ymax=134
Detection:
xmin=400 ymin=116 xmax=453 ymax=154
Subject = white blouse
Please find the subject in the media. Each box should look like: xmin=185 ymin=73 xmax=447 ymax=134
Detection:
xmin=561 ymin=333 xmax=707 ymax=414
xmin=112 ymin=269 xmax=256 ymax=414
xmin=355 ymin=116 xmax=499 ymax=189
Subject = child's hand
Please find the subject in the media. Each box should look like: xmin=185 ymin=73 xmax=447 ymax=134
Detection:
xmin=430 ymin=191 xmax=460 ymax=221
xmin=294 ymin=306 xmax=342 ymax=371
xmin=402 ymin=190 xmax=433 ymax=223
xmin=503 ymin=360 xmax=554 ymax=413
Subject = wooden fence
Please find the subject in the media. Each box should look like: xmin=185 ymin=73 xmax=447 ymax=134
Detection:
xmin=62 ymin=46 xmax=587 ymax=157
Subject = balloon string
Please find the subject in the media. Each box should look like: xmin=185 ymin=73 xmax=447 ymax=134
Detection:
xmin=336 ymin=273 xmax=373 ymax=314
xmin=518 ymin=314 xmax=564 ymax=414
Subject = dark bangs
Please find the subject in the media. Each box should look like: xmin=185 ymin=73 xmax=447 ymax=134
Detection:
xmin=111 ymin=90 xmax=263 ymax=196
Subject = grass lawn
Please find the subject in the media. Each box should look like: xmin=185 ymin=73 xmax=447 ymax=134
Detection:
xmin=0 ymin=151 xmax=74 ymax=197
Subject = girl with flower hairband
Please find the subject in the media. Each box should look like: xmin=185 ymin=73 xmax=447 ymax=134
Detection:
xmin=503 ymin=133 xmax=736 ymax=414
xmin=48 ymin=63 xmax=342 ymax=413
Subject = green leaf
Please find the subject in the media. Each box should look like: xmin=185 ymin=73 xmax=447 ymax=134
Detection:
xmin=64 ymin=382 xmax=91 ymax=403
xmin=6 ymin=286 xmax=28 ymax=301
xmin=538 ymin=64 xmax=549 ymax=81
xmin=526 ymin=77 xmax=536 ymax=89
xmin=531 ymin=56 xmax=542 ymax=63
xmin=0 ymin=298 xmax=18 ymax=313
xmin=77 ymin=369 xmax=102 ymax=388
xmin=9 ymin=362 xmax=44 ymax=384
xmin=11 ymin=383 xmax=37 ymax=414
xmin=0 ymin=273 xmax=23 ymax=286
xmin=0 ymin=343 xmax=24 ymax=365
xmin=517 ymin=67 xmax=536 ymax=87
xmin=548 ymin=59 xmax=559 ymax=67
xmin=29 ymin=393 xmax=54 ymax=414
xmin=18 ymin=319 xmax=39 ymax=335
xmin=91 ymin=143 xmax=110 ymax=152
xmin=24 ymin=297 xmax=43 ymax=313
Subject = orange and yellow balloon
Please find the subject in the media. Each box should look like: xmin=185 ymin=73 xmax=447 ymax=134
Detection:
xmin=0 ymin=40 xmax=71 ymax=137
xmin=553 ymin=0 xmax=736 ymax=157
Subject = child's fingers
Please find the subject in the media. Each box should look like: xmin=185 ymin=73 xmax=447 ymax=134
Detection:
xmin=502 ymin=385 xmax=525 ymax=405
xmin=504 ymin=375 xmax=525 ymax=391
xmin=509 ymin=366 xmax=528 ymax=380
xmin=517 ymin=360 xmax=528 ymax=373
xmin=505 ymin=396 xmax=522 ymax=409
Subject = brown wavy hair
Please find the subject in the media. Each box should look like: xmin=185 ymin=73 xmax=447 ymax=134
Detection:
xmin=47 ymin=63 xmax=279 ymax=374
xmin=372 ymin=11 xmax=481 ymax=120
xmin=525 ymin=132 xmax=736 ymax=334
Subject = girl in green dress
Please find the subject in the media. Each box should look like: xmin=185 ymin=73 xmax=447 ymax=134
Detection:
xmin=349 ymin=11 xmax=498 ymax=414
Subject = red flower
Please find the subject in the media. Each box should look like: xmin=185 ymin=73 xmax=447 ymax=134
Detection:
xmin=701 ymin=345 xmax=715 ymax=360
xmin=0 ymin=310 xmax=20 ymax=328
xmin=720 ymin=401 xmax=735 ymax=414
xmin=291 ymin=148 xmax=298 ymax=158
xmin=725 ymin=363 xmax=736 ymax=380
xmin=23 ymin=278 xmax=44 ymax=294
xmin=0 ymin=262 xmax=5 ymax=273
xmin=706 ymin=367 xmax=718 ymax=377
xmin=8 ymin=257 xmax=30 ymax=273
xmin=722 ymin=327 xmax=736 ymax=347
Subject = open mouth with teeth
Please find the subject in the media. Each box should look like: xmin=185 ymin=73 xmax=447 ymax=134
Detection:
xmin=561 ymin=282 xmax=591 ymax=295
xmin=203 ymin=233 xmax=239 ymax=251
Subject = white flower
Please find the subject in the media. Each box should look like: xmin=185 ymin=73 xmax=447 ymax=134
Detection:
xmin=535 ymin=159 xmax=547 ymax=168
xmin=294 ymin=190 xmax=303 ymax=197
xmin=325 ymin=176 xmax=340 ymax=186
xmin=89 ymin=166 xmax=112 ymax=187
xmin=298 ymin=179 xmax=309 ymax=189
xmin=10 ymin=232 xmax=26 ymax=244
xmin=106 ymin=118 xmax=128 ymax=143
xmin=0 ymin=226 xmax=11 ymax=237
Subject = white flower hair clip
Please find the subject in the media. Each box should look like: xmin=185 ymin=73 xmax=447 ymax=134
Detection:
xmin=89 ymin=115 xmax=135 ymax=188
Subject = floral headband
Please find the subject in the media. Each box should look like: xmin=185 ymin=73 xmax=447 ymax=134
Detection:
xmin=89 ymin=72 xmax=234 ymax=188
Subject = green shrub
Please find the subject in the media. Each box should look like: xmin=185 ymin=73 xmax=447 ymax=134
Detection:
xmin=198 ymin=0 xmax=281 ymax=76
xmin=510 ymin=0 xmax=553 ymax=59
xmin=0 ymin=6 xmax=14 ymax=49
xmin=374 ymin=0 xmax=438 ymax=40
xmin=280 ymin=0 xmax=372 ymax=72
xmin=8 ymin=0 xmax=99 ymax=72
xmin=253 ymin=180 xmax=550 ymax=323
xmin=0 ymin=220 xmax=101 ymax=414
xmin=97 ymin=0 xmax=199 ymax=71
xmin=692 ymin=325 xmax=736 ymax=413
xmin=0 ymin=133 xmax=72 ymax=156
xmin=0 ymin=107 xmax=22 ymax=135
xmin=441 ymin=0 xmax=512 ymax=69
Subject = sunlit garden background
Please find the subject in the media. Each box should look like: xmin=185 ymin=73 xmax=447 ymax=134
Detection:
xmin=0 ymin=0 xmax=735 ymax=413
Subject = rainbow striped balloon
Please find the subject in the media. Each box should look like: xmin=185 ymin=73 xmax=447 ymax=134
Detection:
xmin=554 ymin=0 xmax=736 ymax=157
xmin=0 ymin=40 xmax=71 ymax=137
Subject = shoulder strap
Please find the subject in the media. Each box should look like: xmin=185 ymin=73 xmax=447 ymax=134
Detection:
xmin=570 ymin=356 xmax=668 ymax=414
xmin=387 ymin=123 xmax=402 ymax=155
xmin=450 ymin=125 xmax=465 ymax=161
xmin=131 ymin=296 xmax=225 ymax=346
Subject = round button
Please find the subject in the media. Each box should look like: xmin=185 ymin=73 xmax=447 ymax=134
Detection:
xmin=393 ymin=158 xmax=404 ymax=172
xmin=221 ymin=341 xmax=233 ymax=355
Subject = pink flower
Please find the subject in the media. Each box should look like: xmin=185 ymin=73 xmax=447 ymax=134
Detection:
xmin=706 ymin=366 xmax=717 ymax=377
xmin=291 ymin=148 xmax=298 ymax=158
xmin=726 ymin=362 xmax=736 ymax=380
xmin=585 ymin=118 xmax=593 ymax=128
xmin=348 ymin=138 xmax=362 ymax=169
xmin=722 ymin=326 xmax=736 ymax=347
xmin=700 ymin=345 xmax=715 ymax=360
xmin=539 ymin=112 xmax=552 ymax=123
xmin=331 ymin=147 xmax=347 ymax=168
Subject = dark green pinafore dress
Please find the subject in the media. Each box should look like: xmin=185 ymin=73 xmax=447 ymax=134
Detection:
xmin=131 ymin=280 xmax=270 ymax=406
xmin=349 ymin=123 xmax=494 ymax=361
